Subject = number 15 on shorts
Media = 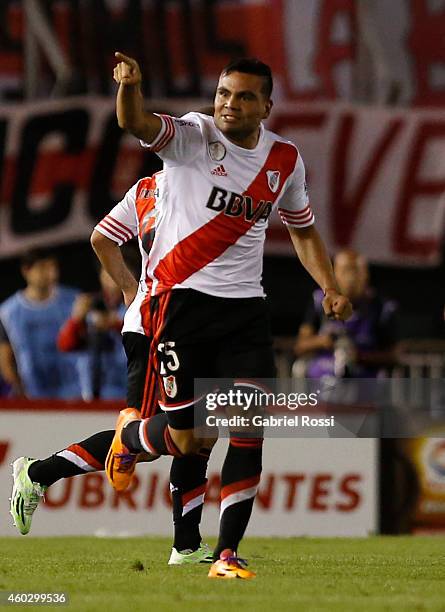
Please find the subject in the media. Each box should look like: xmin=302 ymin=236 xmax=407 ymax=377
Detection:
xmin=158 ymin=341 xmax=180 ymax=374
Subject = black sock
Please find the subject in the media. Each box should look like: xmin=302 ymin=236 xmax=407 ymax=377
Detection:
xmin=213 ymin=438 xmax=263 ymax=560
xmin=123 ymin=413 xmax=182 ymax=457
xmin=28 ymin=430 xmax=113 ymax=487
xmin=171 ymin=449 xmax=210 ymax=552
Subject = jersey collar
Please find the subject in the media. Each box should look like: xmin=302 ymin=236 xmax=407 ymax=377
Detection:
xmin=213 ymin=120 xmax=266 ymax=156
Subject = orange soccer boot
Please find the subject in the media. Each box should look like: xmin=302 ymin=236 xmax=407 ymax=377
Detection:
xmin=105 ymin=408 xmax=141 ymax=491
xmin=208 ymin=549 xmax=256 ymax=579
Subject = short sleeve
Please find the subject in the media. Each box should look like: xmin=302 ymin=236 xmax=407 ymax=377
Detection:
xmin=276 ymin=154 xmax=314 ymax=228
xmin=140 ymin=112 xmax=204 ymax=165
xmin=94 ymin=183 xmax=138 ymax=246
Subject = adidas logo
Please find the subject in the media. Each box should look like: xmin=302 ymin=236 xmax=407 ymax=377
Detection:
xmin=211 ymin=164 xmax=227 ymax=177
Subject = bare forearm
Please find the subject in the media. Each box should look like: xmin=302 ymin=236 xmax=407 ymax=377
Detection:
xmin=90 ymin=231 xmax=137 ymax=296
xmin=116 ymin=84 xmax=160 ymax=141
xmin=288 ymin=226 xmax=338 ymax=292
xmin=116 ymin=83 xmax=143 ymax=131
xmin=113 ymin=52 xmax=163 ymax=143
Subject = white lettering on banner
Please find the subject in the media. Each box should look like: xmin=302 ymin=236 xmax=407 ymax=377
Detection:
xmin=1 ymin=98 xmax=442 ymax=265
xmin=0 ymin=408 xmax=377 ymax=537
xmin=40 ymin=470 xmax=362 ymax=514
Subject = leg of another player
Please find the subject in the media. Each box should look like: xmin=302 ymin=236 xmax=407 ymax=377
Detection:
xmin=113 ymin=410 xmax=217 ymax=562
xmin=168 ymin=450 xmax=213 ymax=564
xmin=121 ymin=412 xmax=210 ymax=458
xmin=28 ymin=430 xmax=113 ymax=486
xmin=10 ymin=430 xmax=114 ymax=535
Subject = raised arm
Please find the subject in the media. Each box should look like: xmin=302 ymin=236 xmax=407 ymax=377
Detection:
xmin=287 ymin=225 xmax=352 ymax=321
xmin=114 ymin=52 xmax=162 ymax=143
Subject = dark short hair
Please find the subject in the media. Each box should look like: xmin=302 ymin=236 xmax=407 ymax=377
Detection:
xmin=221 ymin=57 xmax=273 ymax=98
xmin=20 ymin=247 xmax=57 ymax=269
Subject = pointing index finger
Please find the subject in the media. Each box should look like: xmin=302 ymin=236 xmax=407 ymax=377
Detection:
xmin=114 ymin=51 xmax=136 ymax=66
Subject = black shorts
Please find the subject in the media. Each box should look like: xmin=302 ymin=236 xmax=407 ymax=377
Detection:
xmin=150 ymin=289 xmax=276 ymax=429
xmin=122 ymin=331 xmax=158 ymax=418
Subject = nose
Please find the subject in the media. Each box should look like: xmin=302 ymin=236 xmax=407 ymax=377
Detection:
xmin=224 ymin=94 xmax=239 ymax=110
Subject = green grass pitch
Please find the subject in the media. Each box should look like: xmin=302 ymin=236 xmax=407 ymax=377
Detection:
xmin=0 ymin=536 xmax=444 ymax=611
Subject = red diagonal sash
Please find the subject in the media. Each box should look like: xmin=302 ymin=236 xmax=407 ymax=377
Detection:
xmin=154 ymin=141 xmax=298 ymax=292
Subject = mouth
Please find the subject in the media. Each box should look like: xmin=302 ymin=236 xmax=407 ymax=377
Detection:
xmin=221 ymin=114 xmax=240 ymax=123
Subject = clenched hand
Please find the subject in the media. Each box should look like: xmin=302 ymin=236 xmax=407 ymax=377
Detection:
xmin=322 ymin=290 xmax=353 ymax=321
xmin=113 ymin=52 xmax=142 ymax=86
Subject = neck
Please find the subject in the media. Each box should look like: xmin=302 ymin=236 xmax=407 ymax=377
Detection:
xmin=224 ymin=127 xmax=261 ymax=150
xmin=24 ymin=286 xmax=54 ymax=302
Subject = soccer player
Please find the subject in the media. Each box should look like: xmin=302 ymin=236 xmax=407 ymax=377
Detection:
xmin=106 ymin=53 xmax=353 ymax=579
xmin=9 ymin=173 xmax=212 ymax=565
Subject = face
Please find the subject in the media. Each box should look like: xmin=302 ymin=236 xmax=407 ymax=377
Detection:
xmin=334 ymin=252 xmax=368 ymax=300
xmin=213 ymin=71 xmax=272 ymax=143
xmin=22 ymin=258 xmax=59 ymax=291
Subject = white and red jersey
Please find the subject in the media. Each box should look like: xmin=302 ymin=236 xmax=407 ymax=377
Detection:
xmin=141 ymin=112 xmax=314 ymax=298
xmin=93 ymin=173 xmax=163 ymax=335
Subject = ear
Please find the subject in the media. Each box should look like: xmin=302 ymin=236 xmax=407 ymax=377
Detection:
xmin=263 ymin=98 xmax=273 ymax=120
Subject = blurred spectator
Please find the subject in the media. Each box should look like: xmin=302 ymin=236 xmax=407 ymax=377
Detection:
xmin=57 ymin=266 xmax=127 ymax=400
xmin=294 ymin=249 xmax=398 ymax=378
xmin=0 ymin=248 xmax=81 ymax=398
